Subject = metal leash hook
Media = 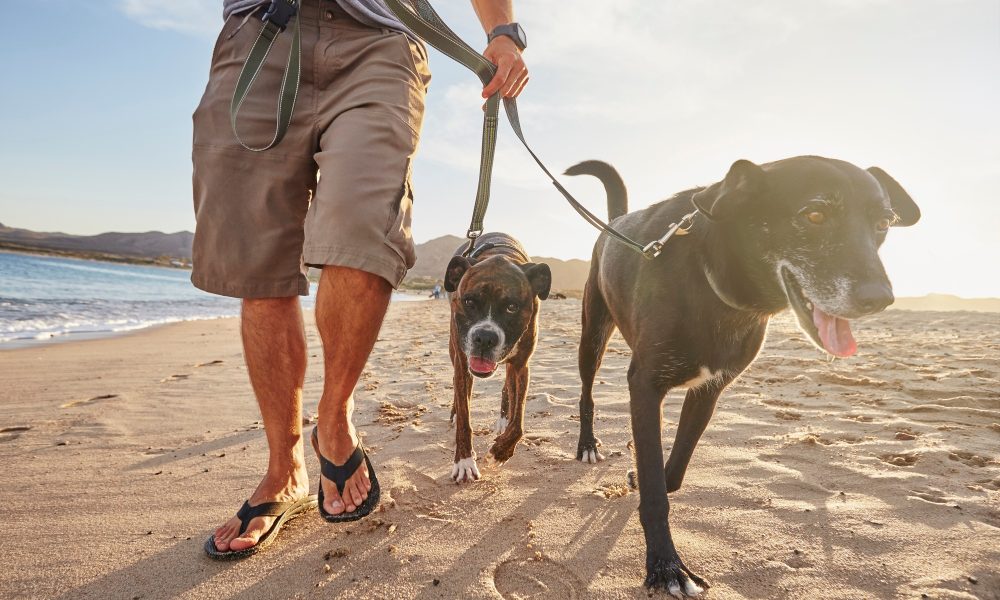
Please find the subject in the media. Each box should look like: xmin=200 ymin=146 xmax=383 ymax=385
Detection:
xmin=462 ymin=229 xmax=483 ymax=257
xmin=641 ymin=211 xmax=698 ymax=259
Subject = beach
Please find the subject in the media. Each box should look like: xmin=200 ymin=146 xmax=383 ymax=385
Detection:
xmin=1 ymin=299 xmax=998 ymax=599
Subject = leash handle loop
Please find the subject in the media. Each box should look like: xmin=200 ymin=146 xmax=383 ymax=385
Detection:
xmin=229 ymin=0 xmax=301 ymax=152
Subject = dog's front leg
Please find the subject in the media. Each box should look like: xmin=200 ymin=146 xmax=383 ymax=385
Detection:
xmin=664 ymin=381 xmax=727 ymax=493
xmin=488 ymin=361 xmax=528 ymax=465
xmin=628 ymin=363 xmax=707 ymax=596
xmin=451 ymin=358 xmax=479 ymax=483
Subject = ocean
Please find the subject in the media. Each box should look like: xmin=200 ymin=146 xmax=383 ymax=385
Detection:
xmin=0 ymin=252 xmax=421 ymax=348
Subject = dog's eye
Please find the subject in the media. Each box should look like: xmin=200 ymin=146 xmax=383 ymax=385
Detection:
xmin=805 ymin=210 xmax=826 ymax=225
xmin=505 ymin=303 xmax=519 ymax=314
xmin=462 ymin=297 xmax=475 ymax=308
xmin=876 ymin=216 xmax=893 ymax=231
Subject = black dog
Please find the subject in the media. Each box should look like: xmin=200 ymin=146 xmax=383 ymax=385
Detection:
xmin=565 ymin=156 xmax=919 ymax=595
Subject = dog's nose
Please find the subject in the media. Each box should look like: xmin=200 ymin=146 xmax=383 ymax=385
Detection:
xmin=855 ymin=282 xmax=894 ymax=313
xmin=471 ymin=329 xmax=499 ymax=352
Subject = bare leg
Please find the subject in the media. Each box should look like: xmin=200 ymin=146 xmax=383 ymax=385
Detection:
xmin=314 ymin=266 xmax=391 ymax=515
xmin=213 ymin=297 xmax=310 ymax=552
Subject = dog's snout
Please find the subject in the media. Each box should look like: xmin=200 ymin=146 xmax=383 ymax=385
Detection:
xmin=471 ymin=329 xmax=499 ymax=352
xmin=855 ymin=282 xmax=894 ymax=313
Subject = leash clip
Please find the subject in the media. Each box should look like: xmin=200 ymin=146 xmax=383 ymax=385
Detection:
xmin=641 ymin=211 xmax=697 ymax=259
xmin=262 ymin=0 xmax=297 ymax=31
xmin=463 ymin=229 xmax=483 ymax=257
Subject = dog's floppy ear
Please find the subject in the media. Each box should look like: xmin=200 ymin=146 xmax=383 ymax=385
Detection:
xmin=520 ymin=262 xmax=552 ymax=300
xmin=867 ymin=167 xmax=920 ymax=227
xmin=691 ymin=159 xmax=766 ymax=221
xmin=444 ymin=256 xmax=475 ymax=292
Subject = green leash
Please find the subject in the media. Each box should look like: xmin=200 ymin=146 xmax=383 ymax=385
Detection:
xmin=383 ymin=0 xmax=657 ymax=257
xmin=229 ymin=0 xmax=301 ymax=152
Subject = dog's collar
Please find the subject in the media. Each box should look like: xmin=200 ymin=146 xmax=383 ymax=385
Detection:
xmin=464 ymin=241 xmax=529 ymax=262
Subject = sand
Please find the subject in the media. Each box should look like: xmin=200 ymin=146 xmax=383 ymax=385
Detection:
xmin=1 ymin=300 xmax=998 ymax=599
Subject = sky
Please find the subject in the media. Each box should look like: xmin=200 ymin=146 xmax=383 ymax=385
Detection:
xmin=1 ymin=0 xmax=998 ymax=297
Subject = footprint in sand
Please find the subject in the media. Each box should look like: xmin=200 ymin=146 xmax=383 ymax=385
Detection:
xmin=194 ymin=360 xmax=224 ymax=367
xmin=948 ymin=451 xmax=995 ymax=468
xmin=879 ymin=452 xmax=919 ymax=467
xmin=159 ymin=374 xmax=190 ymax=383
xmin=907 ymin=487 xmax=957 ymax=507
xmin=61 ymin=394 xmax=118 ymax=408
xmin=493 ymin=557 xmax=585 ymax=599
xmin=775 ymin=410 xmax=802 ymax=421
xmin=0 ymin=425 xmax=31 ymax=443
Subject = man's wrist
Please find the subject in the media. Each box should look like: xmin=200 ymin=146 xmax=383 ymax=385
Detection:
xmin=487 ymin=22 xmax=527 ymax=51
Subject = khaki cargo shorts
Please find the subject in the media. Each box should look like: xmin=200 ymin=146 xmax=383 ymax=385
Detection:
xmin=191 ymin=0 xmax=431 ymax=298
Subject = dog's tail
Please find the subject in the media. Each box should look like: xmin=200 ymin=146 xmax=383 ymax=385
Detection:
xmin=563 ymin=160 xmax=628 ymax=221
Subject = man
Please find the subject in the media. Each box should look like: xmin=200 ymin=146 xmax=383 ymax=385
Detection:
xmin=193 ymin=0 xmax=529 ymax=556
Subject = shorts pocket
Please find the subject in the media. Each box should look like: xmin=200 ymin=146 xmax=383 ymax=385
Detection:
xmin=384 ymin=161 xmax=417 ymax=270
xmin=393 ymin=33 xmax=432 ymax=91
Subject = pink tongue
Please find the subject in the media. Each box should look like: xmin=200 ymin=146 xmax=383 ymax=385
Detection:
xmin=469 ymin=356 xmax=497 ymax=373
xmin=813 ymin=306 xmax=857 ymax=357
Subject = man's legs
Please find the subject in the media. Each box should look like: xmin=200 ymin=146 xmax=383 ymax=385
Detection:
xmin=313 ymin=265 xmax=391 ymax=515
xmin=212 ymin=297 xmax=310 ymax=552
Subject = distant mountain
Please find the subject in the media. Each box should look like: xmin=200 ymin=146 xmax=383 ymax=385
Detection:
xmin=6 ymin=224 xmax=993 ymax=306
xmin=0 ymin=222 xmax=193 ymax=260
xmin=406 ymin=234 xmax=465 ymax=280
xmin=405 ymin=235 xmax=591 ymax=292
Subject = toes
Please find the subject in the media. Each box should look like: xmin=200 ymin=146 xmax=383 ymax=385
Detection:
xmin=491 ymin=416 xmax=508 ymax=434
xmin=324 ymin=483 xmax=347 ymax=515
xmin=667 ymin=581 xmax=684 ymax=598
xmin=577 ymin=448 xmax=605 ymax=463
xmin=451 ymin=457 xmax=480 ymax=483
xmin=683 ymin=578 xmax=704 ymax=596
xmin=348 ymin=481 xmax=364 ymax=510
xmin=228 ymin=516 xmax=270 ymax=551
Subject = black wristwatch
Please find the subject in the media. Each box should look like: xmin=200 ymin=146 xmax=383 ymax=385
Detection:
xmin=488 ymin=23 xmax=527 ymax=51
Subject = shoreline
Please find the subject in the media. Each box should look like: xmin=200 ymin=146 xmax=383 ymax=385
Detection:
xmin=0 ymin=293 xmax=435 ymax=352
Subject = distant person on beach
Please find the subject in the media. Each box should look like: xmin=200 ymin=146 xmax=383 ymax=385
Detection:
xmin=191 ymin=0 xmax=529 ymax=557
xmin=430 ymin=282 xmax=442 ymax=299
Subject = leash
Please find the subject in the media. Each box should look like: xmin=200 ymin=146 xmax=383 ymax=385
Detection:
xmin=229 ymin=0 xmax=301 ymax=152
xmin=383 ymin=0 xmax=693 ymax=259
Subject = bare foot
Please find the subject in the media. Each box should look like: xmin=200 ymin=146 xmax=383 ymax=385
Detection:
xmin=312 ymin=423 xmax=372 ymax=515
xmin=212 ymin=466 xmax=309 ymax=552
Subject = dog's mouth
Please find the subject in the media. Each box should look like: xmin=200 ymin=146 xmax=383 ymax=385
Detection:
xmin=780 ymin=268 xmax=857 ymax=358
xmin=468 ymin=356 xmax=499 ymax=378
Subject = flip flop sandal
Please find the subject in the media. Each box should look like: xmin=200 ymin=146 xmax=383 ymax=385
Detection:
xmin=204 ymin=495 xmax=317 ymax=560
xmin=312 ymin=426 xmax=381 ymax=523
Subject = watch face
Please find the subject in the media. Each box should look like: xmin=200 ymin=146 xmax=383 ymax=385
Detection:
xmin=514 ymin=23 xmax=526 ymax=48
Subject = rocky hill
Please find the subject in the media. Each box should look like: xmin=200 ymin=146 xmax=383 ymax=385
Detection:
xmin=0 ymin=222 xmax=193 ymax=261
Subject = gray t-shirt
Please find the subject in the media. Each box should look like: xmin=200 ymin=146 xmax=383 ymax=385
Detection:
xmin=222 ymin=0 xmax=409 ymax=36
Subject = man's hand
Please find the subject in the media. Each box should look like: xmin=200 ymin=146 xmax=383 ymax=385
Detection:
xmin=482 ymin=35 xmax=528 ymax=99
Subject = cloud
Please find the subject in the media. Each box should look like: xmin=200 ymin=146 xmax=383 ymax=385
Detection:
xmin=119 ymin=0 xmax=221 ymax=37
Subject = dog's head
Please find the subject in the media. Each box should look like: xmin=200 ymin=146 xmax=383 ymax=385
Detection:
xmin=444 ymin=255 xmax=551 ymax=378
xmin=692 ymin=156 xmax=920 ymax=357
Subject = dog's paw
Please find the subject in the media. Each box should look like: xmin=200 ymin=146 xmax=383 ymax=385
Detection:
xmin=645 ymin=556 xmax=708 ymax=597
xmin=491 ymin=415 xmax=508 ymax=435
xmin=626 ymin=468 xmax=638 ymax=489
xmin=575 ymin=436 xmax=605 ymax=464
xmin=487 ymin=440 xmax=516 ymax=466
xmin=451 ymin=457 xmax=480 ymax=483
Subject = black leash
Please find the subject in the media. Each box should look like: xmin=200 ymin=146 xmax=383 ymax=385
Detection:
xmin=383 ymin=0 xmax=687 ymax=258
